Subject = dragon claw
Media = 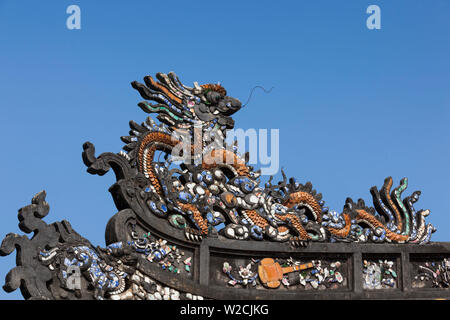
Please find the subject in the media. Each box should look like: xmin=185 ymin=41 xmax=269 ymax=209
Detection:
xmin=185 ymin=227 xmax=203 ymax=242
xmin=289 ymin=237 xmax=308 ymax=247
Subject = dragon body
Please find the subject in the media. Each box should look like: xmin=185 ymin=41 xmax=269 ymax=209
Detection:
xmin=117 ymin=72 xmax=435 ymax=245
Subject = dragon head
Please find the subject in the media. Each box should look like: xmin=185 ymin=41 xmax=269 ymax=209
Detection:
xmin=131 ymin=72 xmax=242 ymax=133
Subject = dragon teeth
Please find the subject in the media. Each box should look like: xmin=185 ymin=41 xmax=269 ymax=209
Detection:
xmin=119 ymin=150 xmax=131 ymax=161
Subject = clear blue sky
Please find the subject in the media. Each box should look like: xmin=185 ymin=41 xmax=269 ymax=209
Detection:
xmin=1 ymin=1 xmax=449 ymax=299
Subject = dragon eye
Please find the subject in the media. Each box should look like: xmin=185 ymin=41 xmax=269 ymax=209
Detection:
xmin=226 ymin=102 xmax=231 ymax=107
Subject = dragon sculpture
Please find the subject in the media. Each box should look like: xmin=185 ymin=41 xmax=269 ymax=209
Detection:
xmin=113 ymin=71 xmax=435 ymax=245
